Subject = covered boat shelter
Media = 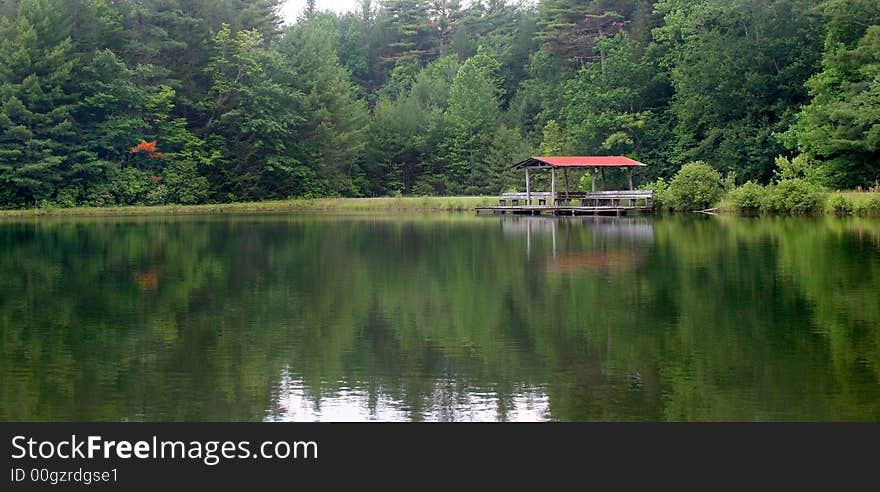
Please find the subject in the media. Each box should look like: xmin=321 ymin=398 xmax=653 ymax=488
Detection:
xmin=475 ymin=155 xmax=653 ymax=215
xmin=513 ymin=156 xmax=647 ymax=204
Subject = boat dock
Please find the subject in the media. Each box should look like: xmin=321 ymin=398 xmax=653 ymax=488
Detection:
xmin=476 ymin=190 xmax=654 ymax=215
xmin=476 ymin=156 xmax=655 ymax=216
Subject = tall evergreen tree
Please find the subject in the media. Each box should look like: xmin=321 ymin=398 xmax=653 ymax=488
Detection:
xmin=205 ymin=24 xmax=301 ymax=200
xmin=0 ymin=0 xmax=77 ymax=207
xmin=442 ymin=49 xmax=502 ymax=192
xmin=537 ymin=0 xmax=631 ymax=66
xmin=378 ymin=0 xmax=438 ymax=72
xmin=279 ymin=19 xmax=369 ymax=196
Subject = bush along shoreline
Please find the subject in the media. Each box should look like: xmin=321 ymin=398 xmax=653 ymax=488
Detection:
xmin=647 ymin=158 xmax=880 ymax=217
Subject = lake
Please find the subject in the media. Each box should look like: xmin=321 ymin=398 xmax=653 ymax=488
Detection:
xmin=0 ymin=213 xmax=878 ymax=421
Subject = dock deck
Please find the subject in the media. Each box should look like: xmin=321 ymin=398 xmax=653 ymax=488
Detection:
xmin=476 ymin=190 xmax=654 ymax=216
xmin=475 ymin=205 xmax=653 ymax=215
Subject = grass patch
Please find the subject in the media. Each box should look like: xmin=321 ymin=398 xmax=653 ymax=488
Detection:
xmin=825 ymin=192 xmax=880 ymax=216
xmin=719 ymin=187 xmax=880 ymax=217
xmin=0 ymin=196 xmax=500 ymax=218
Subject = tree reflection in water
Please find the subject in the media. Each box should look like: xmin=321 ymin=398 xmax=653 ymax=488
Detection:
xmin=0 ymin=214 xmax=877 ymax=421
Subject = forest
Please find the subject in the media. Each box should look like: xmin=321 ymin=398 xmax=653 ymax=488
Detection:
xmin=0 ymin=0 xmax=878 ymax=209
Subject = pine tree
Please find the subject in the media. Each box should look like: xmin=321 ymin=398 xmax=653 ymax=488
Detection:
xmin=537 ymin=0 xmax=629 ymax=67
xmin=442 ymin=49 xmax=502 ymax=192
xmin=205 ymin=24 xmax=302 ymax=200
xmin=279 ymin=19 xmax=369 ymax=196
xmin=379 ymin=0 xmax=438 ymax=73
xmin=428 ymin=0 xmax=462 ymax=56
xmin=0 ymin=0 xmax=78 ymax=207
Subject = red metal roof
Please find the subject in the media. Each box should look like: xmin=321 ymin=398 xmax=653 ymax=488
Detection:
xmin=514 ymin=156 xmax=647 ymax=168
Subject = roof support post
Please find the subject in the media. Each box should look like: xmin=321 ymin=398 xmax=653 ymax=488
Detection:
xmin=551 ymin=167 xmax=556 ymax=205
xmin=525 ymin=168 xmax=531 ymax=206
xmin=601 ymin=168 xmax=607 ymax=191
xmin=563 ymin=168 xmax=570 ymax=200
xmin=628 ymin=168 xmax=634 ymax=191
xmin=591 ymin=168 xmax=597 ymax=192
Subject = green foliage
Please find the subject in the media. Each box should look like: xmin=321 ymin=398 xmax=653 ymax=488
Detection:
xmin=164 ymin=160 xmax=209 ymax=205
xmin=441 ymin=50 xmax=503 ymax=193
xmin=0 ymin=0 xmax=879 ymax=210
xmin=279 ymin=20 xmax=369 ymax=196
xmin=538 ymin=119 xmax=566 ymax=155
xmin=864 ymin=194 xmax=880 ymax=215
xmin=644 ymin=177 xmax=670 ymax=209
xmin=363 ymin=55 xmax=461 ymax=195
xmin=728 ymin=181 xmax=766 ymax=212
xmin=561 ymin=33 xmax=652 ymax=156
xmin=654 ymin=0 xmax=823 ymax=182
xmin=780 ymin=20 xmax=880 ymax=188
xmin=762 ymin=179 xmax=827 ymax=215
xmin=665 ymin=161 xmax=724 ymax=211
xmin=773 ymin=154 xmax=828 ymax=185
xmin=485 ymin=123 xmax=533 ymax=193
xmin=0 ymin=0 xmax=78 ymax=207
xmin=206 ymin=25 xmax=304 ymax=201
xmin=826 ymin=193 xmax=855 ymax=215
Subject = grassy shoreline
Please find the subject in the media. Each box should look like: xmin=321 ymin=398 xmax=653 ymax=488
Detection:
xmin=717 ymin=191 xmax=880 ymax=216
xmin=3 ymin=192 xmax=878 ymax=218
xmin=0 ymin=196 xmax=498 ymax=218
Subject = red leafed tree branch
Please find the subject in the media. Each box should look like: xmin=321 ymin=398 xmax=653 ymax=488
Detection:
xmin=130 ymin=140 xmax=166 ymax=159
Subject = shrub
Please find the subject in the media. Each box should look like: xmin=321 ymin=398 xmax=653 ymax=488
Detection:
xmin=643 ymin=177 xmax=669 ymax=209
xmin=854 ymin=194 xmax=880 ymax=215
xmin=772 ymin=154 xmax=827 ymax=184
xmin=164 ymin=160 xmax=209 ymax=205
xmin=728 ymin=181 xmax=765 ymax=212
xmin=666 ymin=161 xmax=723 ymax=211
xmin=762 ymin=178 xmax=826 ymax=215
xmin=145 ymin=184 xmax=170 ymax=206
xmin=54 ymin=187 xmax=80 ymax=208
xmin=84 ymin=184 xmax=115 ymax=207
xmin=110 ymin=167 xmax=150 ymax=205
xmin=826 ymin=194 xmax=854 ymax=215
xmin=869 ymin=195 xmax=880 ymax=214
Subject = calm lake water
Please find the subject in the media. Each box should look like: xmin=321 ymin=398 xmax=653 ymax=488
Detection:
xmin=1 ymin=213 xmax=878 ymax=421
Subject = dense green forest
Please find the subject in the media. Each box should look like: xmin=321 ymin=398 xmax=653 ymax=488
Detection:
xmin=0 ymin=0 xmax=878 ymax=209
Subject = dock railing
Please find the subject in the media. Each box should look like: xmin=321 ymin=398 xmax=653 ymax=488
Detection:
xmin=482 ymin=190 xmax=654 ymax=215
xmin=557 ymin=190 xmax=654 ymax=208
xmin=499 ymin=192 xmax=553 ymax=206
xmin=500 ymin=190 xmax=653 ymax=208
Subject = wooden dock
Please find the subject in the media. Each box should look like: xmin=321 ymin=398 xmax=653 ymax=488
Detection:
xmin=476 ymin=190 xmax=654 ymax=216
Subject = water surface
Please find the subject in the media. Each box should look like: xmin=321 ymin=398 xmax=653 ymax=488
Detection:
xmin=1 ymin=214 xmax=878 ymax=421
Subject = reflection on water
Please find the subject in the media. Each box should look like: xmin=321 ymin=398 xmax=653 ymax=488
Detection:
xmin=0 ymin=214 xmax=878 ymax=421
xmin=267 ymin=369 xmax=550 ymax=422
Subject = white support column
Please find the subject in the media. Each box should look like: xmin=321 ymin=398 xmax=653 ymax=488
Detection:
xmin=591 ymin=168 xmax=597 ymax=192
xmin=551 ymin=167 xmax=556 ymax=206
xmin=525 ymin=168 xmax=531 ymax=206
xmin=628 ymin=168 xmax=634 ymax=206
xmin=563 ymin=169 xmax=570 ymax=200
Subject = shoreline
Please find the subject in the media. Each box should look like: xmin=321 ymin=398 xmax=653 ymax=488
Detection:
xmin=2 ymin=192 xmax=879 ymax=219
xmin=0 ymin=196 xmax=497 ymax=218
